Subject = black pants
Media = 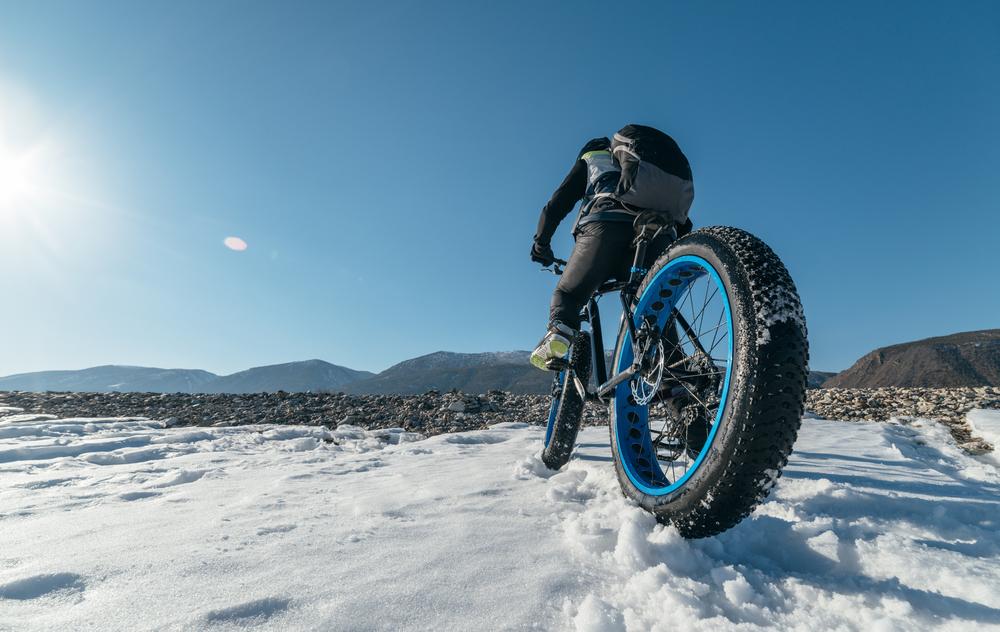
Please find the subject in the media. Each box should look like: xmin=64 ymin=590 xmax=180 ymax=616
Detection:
xmin=549 ymin=221 xmax=674 ymax=330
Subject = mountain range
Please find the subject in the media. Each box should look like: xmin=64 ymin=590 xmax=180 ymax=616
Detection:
xmin=341 ymin=351 xmax=551 ymax=395
xmin=822 ymin=329 xmax=1000 ymax=388
xmin=2 ymin=329 xmax=998 ymax=394
xmin=0 ymin=360 xmax=373 ymax=395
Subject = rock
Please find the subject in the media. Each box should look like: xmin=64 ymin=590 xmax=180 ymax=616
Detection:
xmin=959 ymin=439 xmax=993 ymax=455
xmin=406 ymin=416 xmax=424 ymax=429
xmin=1 ymin=386 xmax=996 ymax=456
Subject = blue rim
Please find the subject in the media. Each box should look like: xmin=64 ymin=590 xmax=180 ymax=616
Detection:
xmin=613 ymin=255 xmax=734 ymax=496
xmin=544 ymin=370 xmax=565 ymax=447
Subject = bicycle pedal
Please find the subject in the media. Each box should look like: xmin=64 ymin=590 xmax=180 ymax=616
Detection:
xmin=545 ymin=358 xmax=569 ymax=371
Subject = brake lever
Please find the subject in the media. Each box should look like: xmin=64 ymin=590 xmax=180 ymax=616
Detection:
xmin=541 ymin=258 xmax=568 ymax=276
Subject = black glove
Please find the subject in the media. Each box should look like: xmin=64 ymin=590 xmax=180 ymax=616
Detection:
xmin=530 ymin=241 xmax=555 ymax=266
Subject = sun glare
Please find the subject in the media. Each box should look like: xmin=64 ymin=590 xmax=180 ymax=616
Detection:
xmin=0 ymin=82 xmax=113 ymax=265
xmin=0 ymin=140 xmax=49 ymax=214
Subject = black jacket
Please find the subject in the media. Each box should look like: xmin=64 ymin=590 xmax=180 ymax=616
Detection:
xmin=533 ymin=137 xmax=693 ymax=245
xmin=533 ymin=138 xmax=625 ymax=245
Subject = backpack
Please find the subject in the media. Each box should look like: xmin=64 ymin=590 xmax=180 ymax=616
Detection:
xmin=610 ymin=124 xmax=694 ymax=224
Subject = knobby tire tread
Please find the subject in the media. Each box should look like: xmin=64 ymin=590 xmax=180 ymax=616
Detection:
xmin=611 ymin=226 xmax=809 ymax=538
xmin=542 ymin=331 xmax=592 ymax=470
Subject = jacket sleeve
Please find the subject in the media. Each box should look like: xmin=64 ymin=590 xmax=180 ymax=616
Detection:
xmin=533 ymin=159 xmax=587 ymax=245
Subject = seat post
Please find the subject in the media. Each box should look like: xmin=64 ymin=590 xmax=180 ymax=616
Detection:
xmin=628 ymin=236 xmax=650 ymax=288
xmin=628 ymin=211 xmax=669 ymax=289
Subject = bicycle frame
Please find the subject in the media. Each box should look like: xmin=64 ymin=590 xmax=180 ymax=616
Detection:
xmin=554 ymin=215 xmax=673 ymax=402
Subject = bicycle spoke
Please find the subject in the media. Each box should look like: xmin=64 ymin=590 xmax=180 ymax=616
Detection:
xmin=662 ymin=369 xmax=725 ymax=381
xmin=664 ymin=288 xmax=723 ymax=361
xmin=684 ymin=285 xmax=697 ymax=338
xmin=620 ymin=259 xmax=733 ymax=491
xmin=662 ymin=365 xmax=711 ymax=412
xmin=693 ymin=281 xmax=718 ymax=335
xmin=708 ymin=307 xmax=726 ymax=356
xmin=652 ymin=415 xmax=671 ymax=453
xmin=673 ymin=319 xmax=727 ymax=351
xmin=709 ymin=327 xmax=730 ymax=355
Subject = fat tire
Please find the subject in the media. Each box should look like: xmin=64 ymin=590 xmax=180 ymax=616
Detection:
xmin=542 ymin=331 xmax=592 ymax=470
xmin=609 ymin=226 xmax=808 ymax=538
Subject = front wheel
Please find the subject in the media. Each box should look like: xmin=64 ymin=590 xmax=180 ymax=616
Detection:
xmin=609 ymin=226 xmax=808 ymax=538
xmin=542 ymin=331 xmax=592 ymax=470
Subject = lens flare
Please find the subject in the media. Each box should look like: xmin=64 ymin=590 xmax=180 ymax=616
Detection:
xmin=224 ymin=236 xmax=248 ymax=251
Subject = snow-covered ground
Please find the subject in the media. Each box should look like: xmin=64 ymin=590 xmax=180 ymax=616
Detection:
xmin=1 ymin=407 xmax=999 ymax=631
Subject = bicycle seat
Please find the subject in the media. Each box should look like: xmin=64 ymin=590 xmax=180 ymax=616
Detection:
xmin=632 ymin=210 xmax=671 ymax=240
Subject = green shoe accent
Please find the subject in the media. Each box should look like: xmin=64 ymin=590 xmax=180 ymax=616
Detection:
xmin=549 ymin=339 xmax=569 ymax=357
xmin=530 ymin=336 xmax=571 ymax=372
xmin=530 ymin=353 xmax=549 ymax=371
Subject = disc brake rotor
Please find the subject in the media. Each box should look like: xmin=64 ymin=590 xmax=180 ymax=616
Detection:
xmin=630 ymin=332 xmax=665 ymax=406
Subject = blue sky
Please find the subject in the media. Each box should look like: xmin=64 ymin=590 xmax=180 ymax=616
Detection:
xmin=0 ymin=1 xmax=997 ymax=376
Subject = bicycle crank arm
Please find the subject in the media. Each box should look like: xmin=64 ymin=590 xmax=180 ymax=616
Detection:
xmin=597 ymin=365 xmax=638 ymax=398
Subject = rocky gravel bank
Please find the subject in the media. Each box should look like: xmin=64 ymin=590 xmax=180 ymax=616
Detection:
xmin=807 ymin=386 xmax=1000 ymax=453
xmin=1 ymin=386 xmax=997 ymax=453
xmin=0 ymin=390 xmax=568 ymax=436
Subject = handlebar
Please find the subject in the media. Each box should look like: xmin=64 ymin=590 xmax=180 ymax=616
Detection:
xmin=539 ymin=255 xmax=623 ymax=295
xmin=541 ymin=257 xmax=568 ymax=275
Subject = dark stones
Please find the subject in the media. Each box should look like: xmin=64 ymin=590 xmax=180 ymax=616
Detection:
xmin=0 ymin=386 xmax=996 ymax=453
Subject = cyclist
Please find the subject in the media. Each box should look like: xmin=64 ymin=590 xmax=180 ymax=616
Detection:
xmin=529 ymin=125 xmax=694 ymax=370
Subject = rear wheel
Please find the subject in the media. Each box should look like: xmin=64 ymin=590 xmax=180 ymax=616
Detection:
xmin=609 ymin=227 xmax=808 ymax=538
xmin=542 ymin=331 xmax=592 ymax=470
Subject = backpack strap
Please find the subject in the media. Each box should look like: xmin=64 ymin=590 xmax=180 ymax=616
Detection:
xmin=612 ymin=133 xmax=640 ymax=160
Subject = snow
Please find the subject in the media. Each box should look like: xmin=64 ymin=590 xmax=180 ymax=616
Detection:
xmin=1 ymin=410 xmax=998 ymax=631
xmin=968 ymin=409 xmax=1000 ymax=467
xmin=755 ymin=290 xmax=805 ymax=347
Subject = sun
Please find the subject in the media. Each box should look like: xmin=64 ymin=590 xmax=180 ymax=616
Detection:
xmin=0 ymin=84 xmax=105 ymax=260
xmin=0 ymin=140 xmax=48 ymax=214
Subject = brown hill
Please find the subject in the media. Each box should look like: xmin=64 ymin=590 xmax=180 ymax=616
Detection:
xmin=823 ymin=329 xmax=1000 ymax=388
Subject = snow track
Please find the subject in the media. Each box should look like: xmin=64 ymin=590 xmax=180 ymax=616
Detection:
xmin=1 ymin=408 xmax=998 ymax=631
